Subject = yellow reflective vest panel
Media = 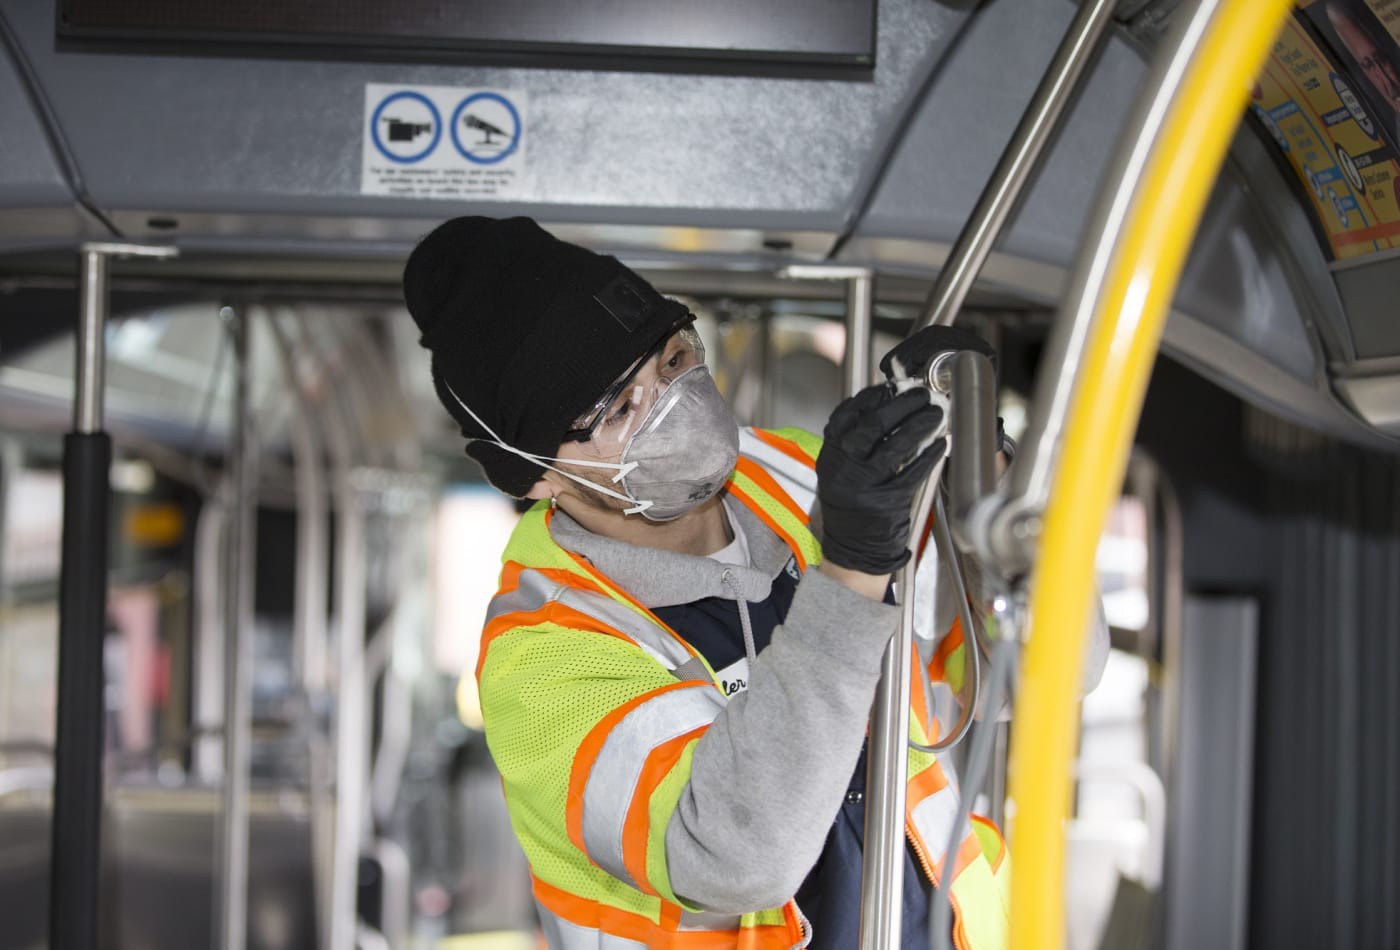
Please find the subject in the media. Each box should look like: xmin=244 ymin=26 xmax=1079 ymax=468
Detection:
xmin=475 ymin=426 xmax=1011 ymax=949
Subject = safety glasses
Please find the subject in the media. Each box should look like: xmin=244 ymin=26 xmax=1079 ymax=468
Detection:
xmin=561 ymin=315 xmax=706 ymax=457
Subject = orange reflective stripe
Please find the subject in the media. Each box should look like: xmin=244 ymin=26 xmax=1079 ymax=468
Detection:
xmin=750 ymin=428 xmax=817 ymax=470
xmin=532 ymin=875 xmax=798 ymax=948
xmin=949 ymin=889 xmax=971 ymax=950
xmin=658 ymin=899 xmax=683 ymax=929
xmin=566 ymin=681 xmax=706 ymax=859
xmin=907 ymin=758 xmax=950 ymax=806
xmin=733 ymin=456 xmax=809 ymax=526
xmin=910 ymin=641 xmax=937 ymax=739
xmin=622 ymin=725 xmax=707 ymax=896
xmin=929 ymin=616 xmax=966 ymax=682
xmin=727 ymin=481 xmax=808 ymax=571
xmin=916 ymin=511 xmax=936 ymax=562
xmin=476 ymin=602 xmax=638 ymax=682
xmin=497 ymin=560 xmax=526 ymax=592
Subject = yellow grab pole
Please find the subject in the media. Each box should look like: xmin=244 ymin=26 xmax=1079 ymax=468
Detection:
xmin=1005 ymin=1 xmax=1294 ymax=948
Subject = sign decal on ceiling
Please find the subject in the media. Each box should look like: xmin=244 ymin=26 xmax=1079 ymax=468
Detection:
xmin=361 ymin=84 xmax=528 ymax=200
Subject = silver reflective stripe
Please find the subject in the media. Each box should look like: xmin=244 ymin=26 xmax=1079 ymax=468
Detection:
xmin=488 ymin=569 xmax=702 ymax=676
xmin=738 ymin=430 xmax=817 ymax=514
xmin=536 ymin=902 xmax=650 ymax=949
xmin=677 ymin=909 xmax=742 ymax=931
xmin=581 ymin=686 xmax=726 ymax=888
xmin=484 ymin=568 xmax=561 ymax=627
xmin=762 ymin=466 xmax=815 ymax=520
xmin=925 ymin=681 xmax=958 ymax=746
xmin=671 ymin=656 xmax=713 ymax=684
xmin=909 ymin=782 xmax=959 ymax=883
xmin=557 ymin=586 xmax=699 ymax=673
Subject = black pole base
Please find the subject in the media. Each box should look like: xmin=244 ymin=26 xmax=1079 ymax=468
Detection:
xmin=49 ymin=430 xmax=112 ymax=950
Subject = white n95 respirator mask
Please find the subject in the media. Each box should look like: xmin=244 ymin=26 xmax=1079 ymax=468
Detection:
xmin=443 ymin=364 xmax=740 ymax=522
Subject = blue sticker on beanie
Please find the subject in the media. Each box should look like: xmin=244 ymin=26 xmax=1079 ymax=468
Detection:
xmin=593 ymin=274 xmax=653 ymax=332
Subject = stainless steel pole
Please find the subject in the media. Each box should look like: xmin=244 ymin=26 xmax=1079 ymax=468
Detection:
xmin=75 ymin=250 xmax=106 ymax=432
xmin=218 ymin=306 xmax=257 ymax=950
xmin=265 ymin=309 xmax=335 ymax=947
xmin=323 ymin=328 xmax=368 ymax=950
xmin=947 ymin=351 xmax=999 ymax=538
xmin=915 ymin=0 xmax=1120 ymax=333
xmin=844 ymin=271 xmax=875 ymax=394
xmin=859 ymin=4 xmax=1118 ymax=946
xmin=48 ymin=248 xmax=111 ymax=950
xmin=50 ymin=242 xmax=175 ymax=950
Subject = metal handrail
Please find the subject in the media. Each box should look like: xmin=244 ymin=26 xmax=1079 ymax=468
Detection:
xmin=857 ymin=1 xmax=1120 ymax=944
xmin=217 ymin=306 xmax=257 ymax=950
xmin=915 ymin=0 xmax=1120 ymax=333
xmin=265 ymin=308 xmax=336 ymax=948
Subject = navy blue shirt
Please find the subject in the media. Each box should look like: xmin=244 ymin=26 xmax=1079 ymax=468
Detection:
xmin=652 ymin=556 xmax=941 ymax=949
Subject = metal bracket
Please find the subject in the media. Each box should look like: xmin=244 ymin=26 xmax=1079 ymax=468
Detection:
xmin=79 ymin=241 xmax=179 ymax=258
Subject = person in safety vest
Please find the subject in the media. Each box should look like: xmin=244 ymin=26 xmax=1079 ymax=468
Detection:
xmin=403 ymin=216 xmax=1071 ymax=949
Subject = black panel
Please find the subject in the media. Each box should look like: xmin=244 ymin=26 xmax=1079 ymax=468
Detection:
xmin=1136 ymin=359 xmax=1400 ymax=950
xmin=1334 ymin=258 xmax=1400 ymax=359
xmin=57 ymin=0 xmax=876 ymax=71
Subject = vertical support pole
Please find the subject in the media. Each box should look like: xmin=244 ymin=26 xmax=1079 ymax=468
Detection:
xmin=852 ymin=3 xmax=1122 ymax=944
xmin=841 ymin=265 xmax=913 ymax=949
xmin=49 ymin=248 xmax=113 ymax=950
xmin=987 ymin=725 xmax=1009 ymax=827
xmin=843 ymin=271 xmax=874 ymax=395
xmin=218 ymin=306 xmax=257 ymax=950
xmin=322 ymin=332 xmax=368 ymax=950
xmin=947 ymin=350 xmax=999 ymax=536
xmin=756 ymin=313 xmax=776 ymax=430
xmin=861 ymin=578 xmax=918 ymax=950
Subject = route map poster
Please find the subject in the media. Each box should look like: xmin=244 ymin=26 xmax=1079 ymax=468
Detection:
xmin=1252 ymin=4 xmax=1400 ymax=259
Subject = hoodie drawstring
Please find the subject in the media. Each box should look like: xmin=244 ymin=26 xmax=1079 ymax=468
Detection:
xmin=720 ymin=569 xmax=758 ymax=670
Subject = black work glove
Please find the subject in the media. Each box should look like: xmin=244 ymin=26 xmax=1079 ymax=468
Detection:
xmin=816 ymin=385 xmax=947 ymax=575
xmin=878 ymin=325 xmax=996 ymax=384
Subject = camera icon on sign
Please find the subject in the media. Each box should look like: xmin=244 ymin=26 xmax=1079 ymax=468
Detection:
xmin=382 ymin=118 xmax=432 ymax=142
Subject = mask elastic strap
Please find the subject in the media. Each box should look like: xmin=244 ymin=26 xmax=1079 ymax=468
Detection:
xmin=440 ymin=379 xmax=652 ymax=515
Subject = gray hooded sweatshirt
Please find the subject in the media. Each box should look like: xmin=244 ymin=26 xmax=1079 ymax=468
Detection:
xmin=549 ymin=486 xmax=1109 ymax=913
xmin=549 ymin=496 xmax=901 ymax=912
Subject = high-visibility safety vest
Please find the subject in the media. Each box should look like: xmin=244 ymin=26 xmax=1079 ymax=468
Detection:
xmin=477 ymin=427 xmax=1012 ymax=949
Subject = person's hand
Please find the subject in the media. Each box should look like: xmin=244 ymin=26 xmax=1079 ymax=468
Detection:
xmin=879 ymin=325 xmax=996 ymax=384
xmin=816 ymin=385 xmax=946 ymax=576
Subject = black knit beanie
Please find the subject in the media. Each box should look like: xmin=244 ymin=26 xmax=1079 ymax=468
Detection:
xmin=403 ymin=216 xmax=688 ymax=496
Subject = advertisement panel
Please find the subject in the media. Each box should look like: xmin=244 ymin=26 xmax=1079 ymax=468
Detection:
xmin=1252 ymin=4 xmax=1400 ymax=259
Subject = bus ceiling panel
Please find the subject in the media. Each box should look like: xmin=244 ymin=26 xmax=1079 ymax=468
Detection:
xmin=0 ymin=0 xmax=968 ymax=245
xmin=0 ymin=10 xmax=91 ymax=250
xmin=1173 ymin=169 xmax=1327 ymax=388
xmin=854 ymin=0 xmax=1147 ymax=270
xmin=0 ymin=16 xmax=69 ymax=204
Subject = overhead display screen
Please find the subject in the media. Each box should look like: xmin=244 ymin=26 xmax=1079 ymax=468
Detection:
xmin=1252 ymin=2 xmax=1400 ymax=260
xmin=57 ymin=0 xmax=877 ymax=73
